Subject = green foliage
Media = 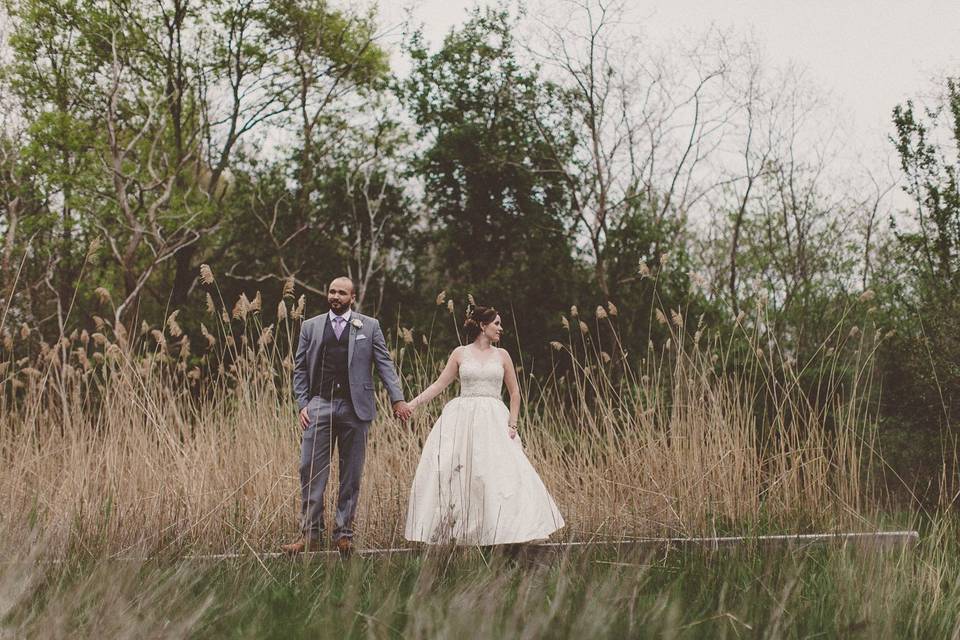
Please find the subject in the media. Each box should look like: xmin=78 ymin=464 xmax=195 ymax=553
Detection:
xmin=261 ymin=0 xmax=389 ymax=89
xmin=869 ymin=79 xmax=960 ymax=491
xmin=0 ymin=0 xmax=393 ymax=330
xmin=892 ymin=82 xmax=960 ymax=294
xmin=403 ymin=8 xmax=581 ymax=355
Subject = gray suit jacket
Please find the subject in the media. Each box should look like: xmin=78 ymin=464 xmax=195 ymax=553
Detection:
xmin=293 ymin=311 xmax=405 ymax=422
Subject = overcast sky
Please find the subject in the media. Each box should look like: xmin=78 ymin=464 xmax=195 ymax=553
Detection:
xmin=379 ymin=0 xmax=960 ymax=158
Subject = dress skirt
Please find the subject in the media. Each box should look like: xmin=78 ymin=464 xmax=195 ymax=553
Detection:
xmin=404 ymin=395 xmax=565 ymax=545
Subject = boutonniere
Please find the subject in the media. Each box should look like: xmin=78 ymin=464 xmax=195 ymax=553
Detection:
xmin=350 ymin=318 xmax=363 ymax=329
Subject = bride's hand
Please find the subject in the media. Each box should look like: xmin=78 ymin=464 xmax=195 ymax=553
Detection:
xmin=508 ymin=426 xmax=517 ymax=439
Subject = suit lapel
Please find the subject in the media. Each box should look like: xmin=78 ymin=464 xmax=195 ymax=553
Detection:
xmin=347 ymin=315 xmax=359 ymax=368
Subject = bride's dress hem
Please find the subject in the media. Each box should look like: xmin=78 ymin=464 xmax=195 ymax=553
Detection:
xmin=404 ymin=530 xmax=563 ymax=546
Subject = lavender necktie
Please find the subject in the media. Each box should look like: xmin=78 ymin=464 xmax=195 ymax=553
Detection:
xmin=333 ymin=316 xmax=345 ymax=340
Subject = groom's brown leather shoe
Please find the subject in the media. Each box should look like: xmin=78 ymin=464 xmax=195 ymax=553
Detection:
xmin=336 ymin=537 xmax=353 ymax=558
xmin=281 ymin=537 xmax=322 ymax=555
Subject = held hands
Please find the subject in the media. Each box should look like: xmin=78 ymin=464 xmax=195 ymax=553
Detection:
xmin=303 ymin=403 xmax=414 ymax=426
xmin=393 ymin=400 xmax=414 ymax=422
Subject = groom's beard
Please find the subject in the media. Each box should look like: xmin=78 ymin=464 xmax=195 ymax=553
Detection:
xmin=328 ymin=299 xmax=350 ymax=314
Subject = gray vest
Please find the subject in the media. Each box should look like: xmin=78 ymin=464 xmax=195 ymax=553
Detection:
xmin=311 ymin=317 xmax=350 ymax=399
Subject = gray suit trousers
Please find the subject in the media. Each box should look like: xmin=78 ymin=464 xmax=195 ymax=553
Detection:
xmin=299 ymin=396 xmax=370 ymax=541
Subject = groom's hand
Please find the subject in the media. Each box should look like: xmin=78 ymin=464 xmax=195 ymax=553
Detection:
xmin=299 ymin=406 xmax=310 ymax=430
xmin=392 ymin=401 xmax=413 ymax=422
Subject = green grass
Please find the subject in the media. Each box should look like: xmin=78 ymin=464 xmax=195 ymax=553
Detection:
xmin=4 ymin=527 xmax=959 ymax=639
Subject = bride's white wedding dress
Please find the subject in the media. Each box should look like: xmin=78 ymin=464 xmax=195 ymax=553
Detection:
xmin=404 ymin=349 xmax=565 ymax=545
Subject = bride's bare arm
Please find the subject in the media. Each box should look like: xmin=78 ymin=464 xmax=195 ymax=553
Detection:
xmin=501 ymin=349 xmax=521 ymax=434
xmin=410 ymin=348 xmax=461 ymax=409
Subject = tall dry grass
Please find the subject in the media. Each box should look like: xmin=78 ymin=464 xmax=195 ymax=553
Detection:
xmin=0 ymin=269 xmax=883 ymax=555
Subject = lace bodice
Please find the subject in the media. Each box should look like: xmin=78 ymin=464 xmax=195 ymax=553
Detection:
xmin=458 ymin=348 xmax=504 ymax=398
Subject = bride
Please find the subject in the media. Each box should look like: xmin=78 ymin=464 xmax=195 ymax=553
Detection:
xmin=404 ymin=304 xmax=565 ymax=545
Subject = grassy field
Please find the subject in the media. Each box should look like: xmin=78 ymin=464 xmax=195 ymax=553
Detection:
xmin=2 ymin=526 xmax=958 ymax=638
xmin=2 ymin=279 xmax=947 ymax=636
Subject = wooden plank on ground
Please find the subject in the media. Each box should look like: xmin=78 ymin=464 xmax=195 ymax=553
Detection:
xmin=183 ymin=530 xmax=920 ymax=561
xmin=537 ymin=530 xmax=921 ymax=552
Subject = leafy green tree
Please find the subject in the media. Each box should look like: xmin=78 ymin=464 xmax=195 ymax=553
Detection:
xmin=891 ymin=81 xmax=960 ymax=300
xmin=2 ymin=0 xmax=110 ymax=335
xmin=404 ymin=8 xmax=581 ymax=355
xmin=877 ymin=78 xmax=960 ymax=480
xmin=212 ymin=0 xmax=395 ymax=315
xmin=216 ymin=107 xmax=415 ymax=318
xmin=1 ymin=0 xmax=392 ymax=338
xmin=259 ymin=0 xmax=389 ymax=225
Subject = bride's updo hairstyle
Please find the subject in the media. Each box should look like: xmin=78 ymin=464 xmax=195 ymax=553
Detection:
xmin=463 ymin=305 xmax=498 ymax=342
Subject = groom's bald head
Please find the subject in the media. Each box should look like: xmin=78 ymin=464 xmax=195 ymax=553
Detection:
xmin=329 ymin=276 xmax=355 ymax=294
xmin=327 ymin=276 xmax=356 ymax=314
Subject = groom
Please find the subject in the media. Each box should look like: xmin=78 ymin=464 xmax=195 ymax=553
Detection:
xmin=282 ymin=276 xmax=412 ymax=556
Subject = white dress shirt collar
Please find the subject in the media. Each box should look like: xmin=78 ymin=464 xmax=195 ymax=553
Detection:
xmin=328 ymin=309 xmax=352 ymax=324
